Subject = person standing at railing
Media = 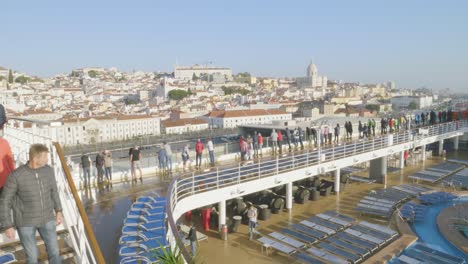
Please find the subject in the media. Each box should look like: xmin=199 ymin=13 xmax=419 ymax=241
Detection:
xmin=0 ymin=144 xmax=63 ymax=264
xmin=195 ymin=139 xmax=204 ymax=170
xmin=238 ymin=136 xmax=245 ymax=161
xmin=130 ymin=146 xmax=142 ymax=181
xmin=323 ymin=125 xmax=329 ymax=145
xmin=285 ymin=127 xmax=292 ymax=152
xmin=0 ymin=136 xmax=15 ymax=195
xmin=207 ymin=138 xmax=215 ymax=166
xmin=258 ymin=133 xmax=264 ymax=156
xmin=277 ymin=130 xmax=283 ymax=154
xmin=292 ymin=127 xmax=299 ymax=150
xmin=95 ymin=151 xmax=105 ymax=184
xmin=104 ymin=150 xmax=113 ymax=184
xmin=158 ymin=147 xmax=167 ymax=175
xmin=253 ymin=131 xmax=259 ymax=158
xmin=164 ymin=142 xmax=173 ymax=172
xmin=371 ymin=119 xmax=376 ymax=137
xmin=306 ymin=126 xmax=312 ymax=146
xmin=298 ymin=127 xmax=304 ymax=150
xmin=358 ymin=121 xmax=363 ymax=139
xmin=247 ymin=134 xmax=254 ymax=160
xmin=311 ymin=127 xmax=318 ymax=147
xmin=380 ymin=118 xmax=386 ymax=135
xmin=80 ymin=153 xmax=91 ymax=187
xmin=181 ymin=144 xmax=190 ymax=171
xmin=270 ymin=129 xmax=278 ymax=155
xmin=334 ymin=124 xmax=340 ymax=144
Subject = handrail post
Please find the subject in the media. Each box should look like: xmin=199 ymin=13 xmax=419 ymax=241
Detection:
xmin=216 ymin=168 xmax=219 ymax=189
xmin=276 ymin=155 xmax=279 ymax=174
xmin=332 ymin=145 xmax=335 ymax=161
xmin=192 ymin=173 xmax=195 ymax=194
xmin=292 ymin=151 xmax=295 ymax=168
xmin=258 ymin=160 xmax=261 ymax=179
xmin=238 ymin=163 xmax=241 ymax=184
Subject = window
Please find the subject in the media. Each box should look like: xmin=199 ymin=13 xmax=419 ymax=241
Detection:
xmin=68 ymin=127 xmax=71 ymax=132
xmin=83 ymin=126 xmax=85 ymax=131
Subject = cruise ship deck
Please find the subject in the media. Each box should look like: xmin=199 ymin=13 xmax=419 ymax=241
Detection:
xmin=2 ymin=118 xmax=468 ymax=263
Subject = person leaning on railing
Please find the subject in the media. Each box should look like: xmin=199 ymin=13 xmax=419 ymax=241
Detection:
xmin=0 ymin=143 xmax=63 ymax=264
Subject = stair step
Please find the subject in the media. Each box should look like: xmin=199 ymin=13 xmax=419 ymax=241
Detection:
xmin=1 ymin=231 xmax=76 ymax=263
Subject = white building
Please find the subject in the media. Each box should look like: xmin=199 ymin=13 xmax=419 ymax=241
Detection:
xmin=174 ymin=65 xmax=232 ymax=80
xmin=17 ymin=115 xmax=161 ymax=146
xmin=161 ymin=118 xmax=208 ymax=134
xmin=297 ymin=62 xmax=328 ymax=89
xmin=203 ymin=109 xmax=292 ymax=128
xmin=391 ymin=96 xmax=433 ymax=110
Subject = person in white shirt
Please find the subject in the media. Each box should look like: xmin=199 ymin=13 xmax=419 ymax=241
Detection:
xmin=247 ymin=202 xmax=260 ymax=240
xmin=207 ymin=138 xmax=215 ymax=167
xmin=270 ymin=129 xmax=278 ymax=155
xmin=164 ymin=142 xmax=173 ymax=172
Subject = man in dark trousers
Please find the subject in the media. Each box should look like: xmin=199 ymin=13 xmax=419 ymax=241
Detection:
xmin=186 ymin=222 xmax=198 ymax=256
xmin=80 ymin=153 xmax=91 ymax=186
xmin=95 ymin=151 xmax=105 ymax=184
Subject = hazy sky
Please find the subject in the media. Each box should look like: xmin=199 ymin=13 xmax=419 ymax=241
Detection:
xmin=2 ymin=0 xmax=467 ymax=91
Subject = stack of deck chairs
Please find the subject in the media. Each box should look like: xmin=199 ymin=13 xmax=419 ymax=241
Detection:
xmin=354 ymin=184 xmax=431 ymax=219
xmin=118 ymin=195 xmax=168 ymax=264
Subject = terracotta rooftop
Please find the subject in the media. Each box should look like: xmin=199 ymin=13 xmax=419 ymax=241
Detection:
xmin=62 ymin=115 xmax=158 ymax=123
xmin=161 ymin=118 xmax=207 ymax=128
xmin=205 ymin=109 xmax=288 ymax=118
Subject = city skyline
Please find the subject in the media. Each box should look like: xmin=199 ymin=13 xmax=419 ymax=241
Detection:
xmin=2 ymin=0 xmax=468 ymax=91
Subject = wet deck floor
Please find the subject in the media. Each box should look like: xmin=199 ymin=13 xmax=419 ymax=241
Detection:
xmin=83 ymin=149 xmax=468 ymax=263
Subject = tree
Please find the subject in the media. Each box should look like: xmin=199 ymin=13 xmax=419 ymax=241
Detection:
xmin=15 ymin=76 xmax=30 ymax=85
xmin=408 ymin=101 xmax=418 ymax=110
xmin=0 ymin=76 xmax=4 ymax=81
xmin=221 ymin=86 xmax=249 ymax=96
xmin=88 ymin=70 xmax=99 ymax=78
xmin=168 ymin=89 xmax=191 ymax=101
xmin=8 ymin=69 xmax=13 ymax=84
xmin=192 ymin=73 xmax=199 ymax=81
xmin=365 ymin=104 xmax=379 ymax=112
xmin=124 ymin=98 xmax=139 ymax=105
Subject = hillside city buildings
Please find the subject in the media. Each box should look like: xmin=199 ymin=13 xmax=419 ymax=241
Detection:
xmin=0 ymin=62 xmax=453 ymax=147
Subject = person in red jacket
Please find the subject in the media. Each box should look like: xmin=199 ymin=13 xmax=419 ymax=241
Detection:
xmin=195 ymin=139 xmax=204 ymax=169
xmin=277 ymin=130 xmax=283 ymax=154
xmin=0 ymin=137 xmax=15 ymax=195
xmin=257 ymin=133 xmax=264 ymax=156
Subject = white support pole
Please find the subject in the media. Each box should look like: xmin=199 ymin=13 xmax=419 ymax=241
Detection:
xmin=454 ymin=136 xmax=459 ymax=151
xmin=286 ymin=182 xmax=293 ymax=210
xmin=422 ymin=144 xmax=426 ymax=161
xmin=334 ymin=169 xmax=341 ymax=193
xmin=438 ymin=139 xmax=444 ymax=156
xmin=218 ymin=200 xmax=226 ymax=231
xmin=399 ymin=151 xmax=405 ymax=169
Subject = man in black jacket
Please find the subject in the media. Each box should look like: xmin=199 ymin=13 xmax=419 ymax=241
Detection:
xmin=186 ymin=222 xmax=198 ymax=256
xmin=0 ymin=144 xmax=63 ymax=264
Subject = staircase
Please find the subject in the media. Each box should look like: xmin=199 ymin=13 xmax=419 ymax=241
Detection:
xmin=1 ymin=125 xmax=104 ymax=263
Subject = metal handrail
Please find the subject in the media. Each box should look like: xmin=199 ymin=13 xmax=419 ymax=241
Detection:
xmin=54 ymin=142 xmax=106 ymax=264
xmin=166 ymin=119 xmax=467 ymax=262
